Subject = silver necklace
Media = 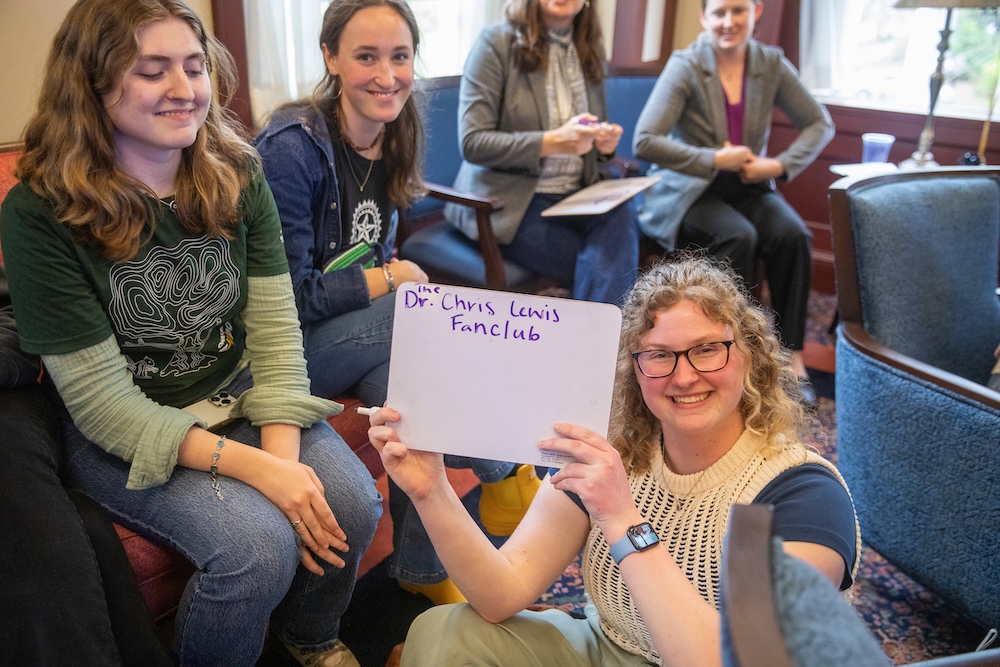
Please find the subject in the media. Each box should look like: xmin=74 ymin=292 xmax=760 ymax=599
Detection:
xmin=158 ymin=196 xmax=177 ymax=213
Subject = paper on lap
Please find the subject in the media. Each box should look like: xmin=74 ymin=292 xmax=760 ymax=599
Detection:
xmin=540 ymin=176 xmax=659 ymax=217
xmin=386 ymin=283 xmax=622 ymax=468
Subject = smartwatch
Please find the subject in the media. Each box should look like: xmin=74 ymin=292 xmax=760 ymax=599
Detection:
xmin=609 ymin=521 xmax=660 ymax=564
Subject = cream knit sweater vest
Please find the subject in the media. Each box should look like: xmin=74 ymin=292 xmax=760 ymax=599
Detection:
xmin=582 ymin=429 xmax=859 ymax=665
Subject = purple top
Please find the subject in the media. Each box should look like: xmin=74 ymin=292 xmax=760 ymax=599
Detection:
xmin=723 ymin=74 xmax=746 ymax=147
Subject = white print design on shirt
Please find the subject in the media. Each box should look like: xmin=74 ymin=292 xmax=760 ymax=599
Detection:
xmin=350 ymin=199 xmax=383 ymax=245
xmin=109 ymin=237 xmax=240 ymax=379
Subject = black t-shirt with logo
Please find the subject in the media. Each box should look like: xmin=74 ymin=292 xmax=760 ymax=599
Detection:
xmin=333 ymin=141 xmax=393 ymax=260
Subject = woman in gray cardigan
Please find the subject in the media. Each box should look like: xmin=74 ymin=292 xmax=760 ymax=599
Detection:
xmin=634 ymin=0 xmax=832 ymax=399
xmin=445 ymin=0 xmax=639 ymax=305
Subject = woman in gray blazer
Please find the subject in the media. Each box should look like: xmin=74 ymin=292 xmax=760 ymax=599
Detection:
xmin=444 ymin=0 xmax=639 ymax=305
xmin=634 ymin=0 xmax=832 ymax=401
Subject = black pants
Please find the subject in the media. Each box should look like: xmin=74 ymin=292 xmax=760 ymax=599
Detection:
xmin=0 ymin=384 xmax=172 ymax=667
xmin=679 ymin=173 xmax=812 ymax=350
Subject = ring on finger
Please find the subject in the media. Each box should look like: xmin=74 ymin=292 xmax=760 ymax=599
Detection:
xmin=290 ymin=519 xmax=302 ymax=529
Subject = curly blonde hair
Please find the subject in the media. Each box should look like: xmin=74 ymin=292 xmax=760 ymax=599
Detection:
xmin=609 ymin=253 xmax=807 ymax=474
xmin=16 ymin=0 xmax=257 ymax=262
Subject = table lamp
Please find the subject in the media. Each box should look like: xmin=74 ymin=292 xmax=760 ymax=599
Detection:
xmin=894 ymin=0 xmax=1000 ymax=168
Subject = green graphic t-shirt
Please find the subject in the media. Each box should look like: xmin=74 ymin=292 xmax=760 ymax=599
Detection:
xmin=0 ymin=170 xmax=289 ymax=408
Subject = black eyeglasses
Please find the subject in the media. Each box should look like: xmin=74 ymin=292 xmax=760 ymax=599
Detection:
xmin=631 ymin=341 xmax=735 ymax=378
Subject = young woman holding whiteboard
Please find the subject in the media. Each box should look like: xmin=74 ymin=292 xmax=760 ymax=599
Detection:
xmin=368 ymin=254 xmax=859 ymax=666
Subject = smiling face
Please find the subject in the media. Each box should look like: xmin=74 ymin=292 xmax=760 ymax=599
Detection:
xmin=539 ymin=0 xmax=587 ymax=29
xmin=700 ymin=0 xmax=762 ymax=55
xmin=102 ymin=17 xmax=210 ymax=169
xmin=635 ymin=300 xmax=747 ymax=458
xmin=322 ymin=5 xmax=415 ymax=140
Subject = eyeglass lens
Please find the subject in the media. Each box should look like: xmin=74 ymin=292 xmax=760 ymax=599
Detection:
xmin=636 ymin=342 xmax=731 ymax=377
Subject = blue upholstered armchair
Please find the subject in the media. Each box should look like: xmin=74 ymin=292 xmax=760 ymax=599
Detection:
xmin=720 ymin=505 xmax=1000 ymax=667
xmin=829 ymin=166 xmax=1000 ymax=630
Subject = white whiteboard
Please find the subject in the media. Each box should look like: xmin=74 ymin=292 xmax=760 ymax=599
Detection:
xmin=386 ymin=283 xmax=622 ymax=468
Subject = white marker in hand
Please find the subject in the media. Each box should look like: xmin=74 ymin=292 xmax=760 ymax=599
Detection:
xmin=356 ymin=406 xmax=379 ymax=416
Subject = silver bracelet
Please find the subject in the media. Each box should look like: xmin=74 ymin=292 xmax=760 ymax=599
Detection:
xmin=382 ymin=263 xmax=395 ymax=293
xmin=210 ymin=436 xmax=226 ymax=500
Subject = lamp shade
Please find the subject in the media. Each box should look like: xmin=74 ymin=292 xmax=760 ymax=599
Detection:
xmin=894 ymin=0 xmax=1000 ymax=7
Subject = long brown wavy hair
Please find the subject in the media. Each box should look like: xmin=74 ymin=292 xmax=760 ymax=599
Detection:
xmin=307 ymin=0 xmax=425 ymax=208
xmin=16 ymin=0 xmax=257 ymax=263
xmin=609 ymin=253 xmax=807 ymax=475
xmin=504 ymin=0 xmax=606 ymax=83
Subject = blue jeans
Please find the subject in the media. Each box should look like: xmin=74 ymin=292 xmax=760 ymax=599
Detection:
xmin=386 ymin=456 xmax=514 ymax=584
xmin=299 ymin=290 xmax=515 ymax=584
xmin=502 ymin=193 xmax=640 ymax=305
xmin=302 ymin=290 xmax=397 ymax=407
xmin=61 ymin=375 xmax=382 ymax=666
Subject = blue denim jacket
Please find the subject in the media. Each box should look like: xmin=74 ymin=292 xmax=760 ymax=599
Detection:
xmin=254 ymin=104 xmax=398 ymax=324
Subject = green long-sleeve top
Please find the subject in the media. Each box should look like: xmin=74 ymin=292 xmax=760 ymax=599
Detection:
xmin=0 ymin=172 xmax=340 ymax=488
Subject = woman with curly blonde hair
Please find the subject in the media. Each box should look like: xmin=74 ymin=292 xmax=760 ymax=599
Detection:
xmin=2 ymin=1 xmax=380 ymax=665
xmin=609 ymin=251 xmax=806 ymax=475
xmin=369 ymin=254 xmax=859 ymax=666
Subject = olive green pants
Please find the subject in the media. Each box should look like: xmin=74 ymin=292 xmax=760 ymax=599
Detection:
xmin=401 ymin=602 xmax=653 ymax=666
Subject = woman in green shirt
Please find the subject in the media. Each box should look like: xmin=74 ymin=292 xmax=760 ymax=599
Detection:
xmin=0 ymin=1 xmax=379 ymax=665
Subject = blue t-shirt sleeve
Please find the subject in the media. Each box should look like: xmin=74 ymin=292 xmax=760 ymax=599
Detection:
xmin=549 ymin=467 xmax=589 ymax=515
xmin=753 ymin=463 xmax=858 ymax=590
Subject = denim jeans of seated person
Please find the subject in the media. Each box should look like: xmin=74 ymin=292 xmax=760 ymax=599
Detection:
xmin=302 ymin=289 xmax=397 ymax=407
xmin=60 ymin=374 xmax=383 ymax=666
xmin=299 ymin=288 xmax=518 ymax=583
xmin=501 ymin=193 xmax=640 ymax=306
xmin=387 ymin=456 xmax=515 ymax=585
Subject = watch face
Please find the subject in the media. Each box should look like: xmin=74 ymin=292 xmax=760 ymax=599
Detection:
xmin=629 ymin=522 xmax=658 ymax=550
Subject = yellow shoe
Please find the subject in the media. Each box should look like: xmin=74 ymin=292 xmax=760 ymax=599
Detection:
xmin=478 ymin=464 xmax=541 ymax=536
xmin=286 ymin=639 xmax=360 ymax=667
xmin=398 ymin=577 xmax=467 ymax=605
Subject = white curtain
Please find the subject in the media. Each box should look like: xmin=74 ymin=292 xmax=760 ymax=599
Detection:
xmin=244 ymin=0 xmax=329 ymax=128
xmin=408 ymin=0 xmax=505 ymax=77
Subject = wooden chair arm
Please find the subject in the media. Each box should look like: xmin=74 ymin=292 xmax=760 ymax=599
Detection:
xmin=839 ymin=321 xmax=1000 ymax=409
xmin=421 ymin=181 xmax=509 ymax=291
xmin=423 ymin=182 xmax=505 ymax=212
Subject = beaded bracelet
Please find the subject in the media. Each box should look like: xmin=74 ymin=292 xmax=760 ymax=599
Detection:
xmin=210 ymin=436 xmax=226 ymax=501
xmin=382 ymin=263 xmax=395 ymax=293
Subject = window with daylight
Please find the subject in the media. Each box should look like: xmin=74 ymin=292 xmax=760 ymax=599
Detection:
xmin=799 ymin=0 xmax=1000 ymax=120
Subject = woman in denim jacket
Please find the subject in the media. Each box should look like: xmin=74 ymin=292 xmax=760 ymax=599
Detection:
xmin=255 ymin=0 xmax=538 ymax=607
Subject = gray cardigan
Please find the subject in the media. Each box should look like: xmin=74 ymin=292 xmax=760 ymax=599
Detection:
xmin=445 ymin=22 xmax=608 ymax=244
xmin=633 ymin=33 xmax=834 ymax=250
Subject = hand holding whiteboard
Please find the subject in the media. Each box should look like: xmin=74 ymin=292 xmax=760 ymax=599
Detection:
xmin=386 ymin=283 xmax=622 ymax=468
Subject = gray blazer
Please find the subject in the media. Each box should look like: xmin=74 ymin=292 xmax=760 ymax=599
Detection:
xmin=445 ymin=22 xmax=608 ymax=244
xmin=633 ymin=34 xmax=834 ymax=250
